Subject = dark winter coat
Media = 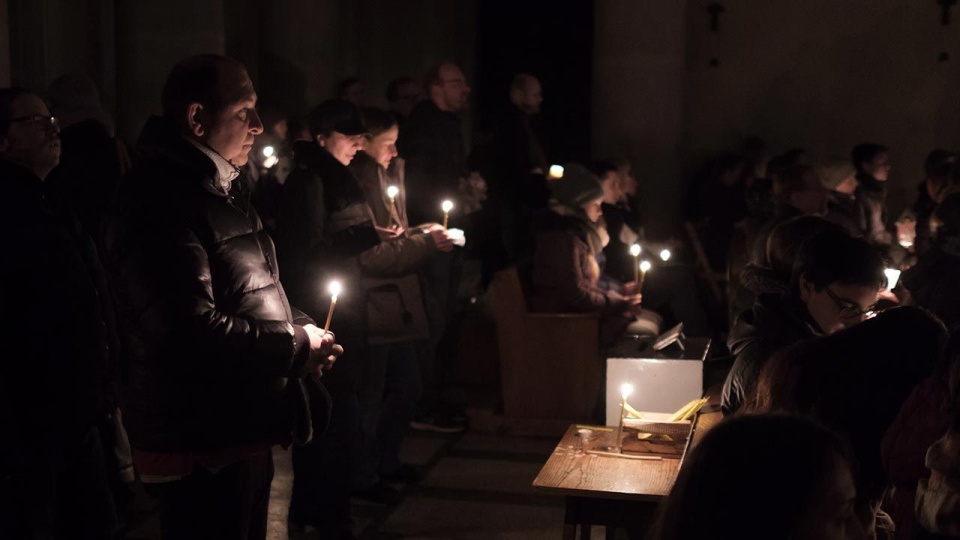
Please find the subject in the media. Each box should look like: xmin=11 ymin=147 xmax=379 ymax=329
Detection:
xmin=902 ymin=240 xmax=960 ymax=334
xmin=274 ymin=141 xmax=381 ymax=392
xmin=825 ymin=190 xmax=866 ymax=238
xmin=722 ymin=293 xmax=821 ymax=415
xmin=857 ymin=173 xmax=892 ymax=245
xmin=104 ymin=117 xmax=322 ymax=454
xmin=398 ymin=100 xmax=467 ymax=223
xmin=1 ymin=160 xmax=114 ymax=445
xmin=350 ymin=151 xmax=434 ymax=344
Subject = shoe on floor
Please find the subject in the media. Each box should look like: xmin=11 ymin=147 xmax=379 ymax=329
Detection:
xmin=380 ymin=463 xmax=422 ymax=483
xmin=351 ymin=481 xmax=402 ymax=505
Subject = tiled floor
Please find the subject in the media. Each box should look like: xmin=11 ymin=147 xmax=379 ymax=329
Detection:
xmin=122 ymin=427 xmax=577 ymax=539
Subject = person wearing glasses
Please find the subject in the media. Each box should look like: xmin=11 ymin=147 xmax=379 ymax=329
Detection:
xmin=722 ymin=227 xmax=886 ymax=415
xmin=0 ymin=88 xmax=118 ymax=536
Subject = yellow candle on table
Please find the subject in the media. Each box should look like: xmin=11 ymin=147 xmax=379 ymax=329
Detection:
xmin=441 ymin=200 xmax=454 ymax=230
xmin=616 ymin=383 xmax=633 ymax=453
xmin=323 ymin=281 xmax=341 ymax=334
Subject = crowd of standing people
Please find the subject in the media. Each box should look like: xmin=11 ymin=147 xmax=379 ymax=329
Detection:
xmin=4 ymin=49 xmax=960 ymax=540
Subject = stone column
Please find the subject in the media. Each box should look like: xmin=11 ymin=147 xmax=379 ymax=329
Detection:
xmin=591 ymin=1 xmax=687 ymax=238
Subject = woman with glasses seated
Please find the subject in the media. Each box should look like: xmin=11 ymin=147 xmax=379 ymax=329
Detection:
xmin=722 ymin=227 xmax=886 ymax=415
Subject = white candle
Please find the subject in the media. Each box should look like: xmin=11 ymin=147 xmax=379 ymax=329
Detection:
xmin=441 ymin=200 xmax=454 ymax=230
xmin=630 ymin=244 xmax=642 ymax=282
xmin=638 ymin=261 xmax=652 ymax=292
xmin=323 ymin=281 xmax=342 ymax=333
xmin=884 ymin=268 xmax=901 ymax=291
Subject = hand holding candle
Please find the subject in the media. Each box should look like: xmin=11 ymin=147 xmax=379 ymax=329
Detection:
xmin=441 ymin=199 xmax=454 ymax=230
xmin=323 ymin=280 xmax=341 ymax=334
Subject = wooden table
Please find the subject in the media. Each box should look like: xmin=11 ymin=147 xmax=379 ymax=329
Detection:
xmin=533 ymin=407 xmax=722 ymax=539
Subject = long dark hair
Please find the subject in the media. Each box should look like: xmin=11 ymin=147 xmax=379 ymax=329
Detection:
xmin=649 ymin=413 xmax=851 ymax=540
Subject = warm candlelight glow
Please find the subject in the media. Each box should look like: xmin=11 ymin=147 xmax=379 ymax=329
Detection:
xmin=262 ymin=145 xmax=274 ymax=158
xmin=659 ymin=249 xmax=671 ymax=262
xmin=884 ymin=268 xmax=901 ymax=290
xmin=386 ymin=185 xmax=399 ymax=200
xmin=328 ymin=280 xmax=342 ymax=300
xmin=629 ymin=244 xmax=641 ymax=257
xmin=442 ymin=200 xmax=454 ymax=229
xmin=639 ymin=260 xmax=652 ymax=273
xmin=323 ymin=280 xmax=342 ymax=333
xmin=548 ymin=164 xmax=564 ymax=179
xmin=620 ymin=383 xmax=633 ymax=400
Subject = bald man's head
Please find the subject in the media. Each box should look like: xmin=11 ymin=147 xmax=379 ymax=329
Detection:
xmin=509 ymin=73 xmax=542 ymax=115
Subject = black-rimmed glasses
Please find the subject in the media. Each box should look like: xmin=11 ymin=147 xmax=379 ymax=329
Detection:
xmin=823 ymin=286 xmax=878 ymax=320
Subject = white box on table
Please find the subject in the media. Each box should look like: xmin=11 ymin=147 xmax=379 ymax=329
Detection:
xmin=605 ymin=337 xmax=710 ymax=426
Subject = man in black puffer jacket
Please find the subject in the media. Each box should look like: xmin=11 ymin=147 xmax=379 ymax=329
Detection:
xmin=103 ymin=55 xmax=341 ymax=539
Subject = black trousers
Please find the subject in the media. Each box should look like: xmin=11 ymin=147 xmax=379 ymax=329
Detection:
xmin=147 ymin=450 xmax=273 ymax=540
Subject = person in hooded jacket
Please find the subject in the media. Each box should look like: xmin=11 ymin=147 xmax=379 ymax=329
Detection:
xmin=722 ymin=226 xmax=886 ymax=415
xmin=530 ymin=163 xmax=644 ymax=347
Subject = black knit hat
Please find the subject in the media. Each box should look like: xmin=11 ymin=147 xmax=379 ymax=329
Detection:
xmin=550 ymin=162 xmax=604 ymax=208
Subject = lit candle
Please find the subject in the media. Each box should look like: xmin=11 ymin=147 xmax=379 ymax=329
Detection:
xmin=659 ymin=248 xmax=671 ymax=262
xmin=638 ymin=260 xmax=652 ymax=293
xmin=322 ymin=281 xmax=341 ymax=334
xmin=630 ymin=244 xmax=642 ymax=282
xmin=441 ymin=200 xmax=454 ymax=230
xmin=386 ymin=185 xmax=400 ymax=225
xmin=884 ymin=268 xmax=901 ymax=290
xmin=262 ymin=146 xmax=275 ymax=158
xmin=616 ymin=383 xmax=634 ymax=453
xmin=548 ymin=164 xmax=564 ymax=179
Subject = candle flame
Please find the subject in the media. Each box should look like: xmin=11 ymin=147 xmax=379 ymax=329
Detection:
xmin=442 ymin=200 xmax=454 ymax=213
xmin=884 ymin=268 xmax=901 ymax=290
xmin=262 ymin=145 xmax=274 ymax=158
xmin=328 ymin=280 xmax=342 ymax=299
xmin=659 ymin=249 xmax=671 ymax=262
xmin=640 ymin=260 xmax=652 ymax=272
xmin=386 ymin=185 xmax=399 ymax=199
xmin=620 ymin=383 xmax=633 ymax=399
xmin=548 ymin=164 xmax=564 ymax=179
xmin=629 ymin=244 xmax=641 ymax=257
